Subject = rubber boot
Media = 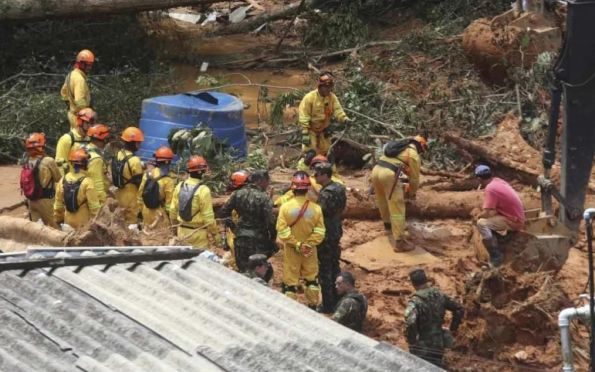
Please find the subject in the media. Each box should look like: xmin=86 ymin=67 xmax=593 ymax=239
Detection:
xmin=383 ymin=222 xmax=392 ymax=231
xmin=482 ymin=236 xmax=503 ymax=268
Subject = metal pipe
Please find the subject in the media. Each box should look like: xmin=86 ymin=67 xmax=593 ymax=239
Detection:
xmin=586 ymin=208 xmax=595 ymax=371
xmin=559 ymin=303 xmax=592 ymax=372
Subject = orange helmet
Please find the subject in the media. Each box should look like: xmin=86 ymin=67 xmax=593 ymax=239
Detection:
xmin=76 ymin=108 xmax=97 ymax=126
xmin=68 ymin=148 xmax=89 ymax=166
xmin=412 ymin=135 xmax=428 ymax=153
xmin=291 ymin=171 xmax=311 ymax=190
xmin=230 ymin=170 xmax=249 ymax=189
xmin=187 ymin=156 xmax=208 ymax=172
xmin=25 ymin=133 xmax=46 ymax=149
xmin=121 ymin=127 xmax=144 ymax=142
xmin=87 ymin=124 xmax=110 ymax=140
xmin=154 ymin=146 xmax=174 ymax=161
xmin=318 ymin=72 xmax=334 ymax=87
xmin=76 ymin=49 xmax=95 ymax=63
xmin=310 ymin=155 xmax=328 ymax=168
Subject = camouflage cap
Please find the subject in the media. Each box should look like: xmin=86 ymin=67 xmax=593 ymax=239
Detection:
xmin=409 ymin=268 xmax=427 ymax=286
xmin=313 ymin=162 xmax=333 ymax=177
xmin=248 ymin=253 xmax=268 ymax=270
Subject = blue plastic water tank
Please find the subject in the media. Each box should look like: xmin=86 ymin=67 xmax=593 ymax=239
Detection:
xmin=138 ymin=91 xmax=247 ymax=160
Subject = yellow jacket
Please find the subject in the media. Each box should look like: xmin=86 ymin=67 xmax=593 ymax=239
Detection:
xmin=115 ymin=149 xmax=143 ymax=186
xmin=298 ymin=89 xmax=348 ymax=132
xmin=277 ymin=195 xmax=326 ymax=248
xmin=55 ymin=129 xmax=89 ymax=174
xmin=85 ymin=143 xmax=109 ymax=203
xmin=137 ymin=167 xmax=175 ymax=213
xmin=170 ymin=177 xmax=218 ymax=236
xmin=379 ymin=144 xmax=421 ymax=195
xmin=274 ymin=175 xmax=344 ymax=207
xmin=54 ymin=171 xmax=100 ymax=228
xmin=61 ymin=68 xmax=91 ymax=114
xmin=28 ymin=155 xmax=61 ymax=192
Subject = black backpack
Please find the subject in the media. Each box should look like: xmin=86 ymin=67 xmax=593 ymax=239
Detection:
xmin=142 ymin=173 xmax=166 ymax=209
xmin=384 ymin=139 xmax=411 ymax=158
xmin=63 ymin=177 xmax=86 ymax=213
xmin=178 ymin=182 xmax=202 ymax=222
xmin=111 ymin=153 xmax=142 ymax=188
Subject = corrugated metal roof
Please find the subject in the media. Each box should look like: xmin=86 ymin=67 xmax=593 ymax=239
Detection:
xmin=0 ymin=248 xmax=442 ymax=372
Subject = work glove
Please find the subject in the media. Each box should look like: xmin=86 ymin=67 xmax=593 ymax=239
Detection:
xmin=299 ymin=243 xmax=313 ymax=258
xmin=301 ymin=130 xmax=311 ymax=146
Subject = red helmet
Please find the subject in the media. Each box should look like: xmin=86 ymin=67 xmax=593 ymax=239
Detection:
xmin=68 ymin=148 xmax=89 ymax=166
xmin=230 ymin=170 xmax=249 ymax=189
xmin=154 ymin=146 xmax=174 ymax=161
xmin=310 ymin=155 xmax=328 ymax=168
xmin=87 ymin=124 xmax=110 ymax=140
xmin=25 ymin=133 xmax=46 ymax=149
xmin=318 ymin=72 xmax=334 ymax=87
xmin=291 ymin=171 xmax=311 ymax=190
xmin=76 ymin=108 xmax=97 ymax=127
xmin=187 ymin=156 xmax=208 ymax=172
xmin=76 ymin=49 xmax=95 ymax=63
xmin=121 ymin=127 xmax=144 ymax=142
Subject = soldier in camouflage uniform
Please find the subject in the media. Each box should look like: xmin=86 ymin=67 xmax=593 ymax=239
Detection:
xmin=313 ymin=162 xmax=347 ymax=313
xmin=243 ymin=254 xmax=270 ymax=286
xmin=404 ymin=268 xmax=464 ymax=368
xmin=220 ymin=170 xmax=277 ymax=272
xmin=332 ymin=272 xmax=368 ymax=332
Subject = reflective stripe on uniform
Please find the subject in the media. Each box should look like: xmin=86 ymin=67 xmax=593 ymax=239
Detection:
xmin=278 ymin=227 xmax=291 ymax=238
xmin=390 ymin=214 xmax=405 ymax=221
xmin=313 ymin=227 xmax=326 ymax=235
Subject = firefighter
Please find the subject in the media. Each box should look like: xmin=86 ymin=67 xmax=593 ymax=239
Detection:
xmin=85 ymin=124 xmax=110 ymax=205
xmin=54 ymin=148 xmax=100 ymax=229
xmin=169 ymin=156 xmax=221 ymax=249
xmin=277 ymin=171 xmax=326 ymax=309
xmin=298 ymin=72 xmax=351 ymax=156
xmin=371 ymin=135 xmax=427 ymax=251
xmin=221 ymin=170 xmax=250 ymax=271
xmin=61 ymin=49 xmax=94 ymax=129
xmin=112 ymin=127 xmax=144 ymax=225
xmin=55 ymin=108 xmax=94 ymax=176
xmin=20 ymin=133 xmax=61 ymax=228
xmin=137 ymin=146 xmax=175 ymax=227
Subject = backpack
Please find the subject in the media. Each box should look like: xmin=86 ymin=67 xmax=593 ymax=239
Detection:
xmin=383 ymin=139 xmax=411 ymax=158
xmin=111 ymin=153 xmax=142 ymax=188
xmin=63 ymin=177 xmax=86 ymax=213
xmin=20 ymin=159 xmax=43 ymax=200
xmin=142 ymin=173 xmax=166 ymax=209
xmin=178 ymin=182 xmax=202 ymax=222
xmin=68 ymin=132 xmax=90 ymax=147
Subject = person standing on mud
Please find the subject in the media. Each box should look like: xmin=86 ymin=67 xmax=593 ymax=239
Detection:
xmin=332 ymin=271 xmax=368 ymax=332
xmin=169 ymin=156 xmax=221 ymax=249
xmin=221 ymin=170 xmax=250 ymax=271
xmin=137 ymin=146 xmax=175 ymax=228
xmin=85 ymin=124 xmax=111 ymax=205
xmin=298 ymin=72 xmax=351 ymax=158
xmin=277 ymin=171 xmax=326 ymax=309
xmin=21 ymin=133 xmax=61 ymax=229
xmin=473 ymin=165 xmax=525 ymax=268
xmin=371 ymin=135 xmax=427 ymax=251
xmin=404 ymin=268 xmax=464 ymax=368
xmin=61 ymin=49 xmax=94 ymax=129
xmin=55 ymin=108 xmax=94 ymax=176
xmin=112 ymin=127 xmax=144 ymax=225
xmin=313 ymin=162 xmax=347 ymax=313
xmin=220 ymin=170 xmax=277 ymax=272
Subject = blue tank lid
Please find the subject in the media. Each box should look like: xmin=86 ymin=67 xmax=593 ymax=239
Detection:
xmin=143 ymin=92 xmax=243 ymax=111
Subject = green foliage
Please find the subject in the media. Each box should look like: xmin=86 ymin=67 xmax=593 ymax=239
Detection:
xmin=245 ymin=146 xmax=268 ymax=171
xmin=269 ymin=90 xmax=306 ymax=128
xmin=302 ymin=1 xmax=368 ymax=49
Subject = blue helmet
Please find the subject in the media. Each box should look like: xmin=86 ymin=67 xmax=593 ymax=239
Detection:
xmin=474 ymin=164 xmax=492 ymax=178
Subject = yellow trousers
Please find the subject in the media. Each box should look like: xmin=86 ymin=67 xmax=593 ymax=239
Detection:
xmin=302 ymin=131 xmax=331 ymax=155
xmin=177 ymin=226 xmax=209 ymax=249
xmin=29 ymin=198 xmax=58 ymax=229
xmin=371 ymin=165 xmax=406 ymax=240
xmin=115 ymin=184 xmax=139 ymax=224
xmin=283 ymin=244 xmax=320 ymax=306
xmin=64 ymin=205 xmax=93 ymax=229
xmin=226 ymin=227 xmax=238 ymax=271
xmin=67 ymin=111 xmax=77 ymax=129
xmin=141 ymin=206 xmax=170 ymax=227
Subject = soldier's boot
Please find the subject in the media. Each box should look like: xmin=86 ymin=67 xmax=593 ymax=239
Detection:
xmin=383 ymin=222 xmax=392 ymax=231
xmin=394 ymin=239 xmax=415 ymax=252
xmin=482 ymin=235 xmax=503 ymax=268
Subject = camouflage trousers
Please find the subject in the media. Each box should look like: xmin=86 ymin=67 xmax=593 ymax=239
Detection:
xmin=234 ymin=236 xmax=271 ymax=273
xmin=318 ymin=238 xmax=341 ymax=313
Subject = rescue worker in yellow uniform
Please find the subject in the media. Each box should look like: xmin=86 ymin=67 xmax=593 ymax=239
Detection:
xmin=371 ymin=135 xmax=427 ymax=251
xmin=85 ymin=124 xmax=110 ymax=205
xmin=61 ymin=49 xmax=94 ymax=129
xmin=277 ymin=171 xmax=326 ymax=309
xmin=170 ymin=156 xmax=221 ymax=249
xmin=299 ymin=72 xmax=350 ymax=157
xmin=275 ymin=155 xmax=344 ymax=207
xmin=21 ymin=133 xmax=61 ymax=229
xmin=223 ymin=170 xmax=250 ymax=271
xmin=112 ymin=127 xmax=144 ymax=225
xmin=137 ymin=146 xmax=175 ymax=227
xmin=54 ymin=148 xmax=100 ymax=229
xmin=55 ymin=108 xmax=95 ymax=176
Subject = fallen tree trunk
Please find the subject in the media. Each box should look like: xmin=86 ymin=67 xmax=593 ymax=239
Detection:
xmin=0 ymin=0 xmax=220 ymax=22
xmin=0 ymin=216 xmax=66 ymax=246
